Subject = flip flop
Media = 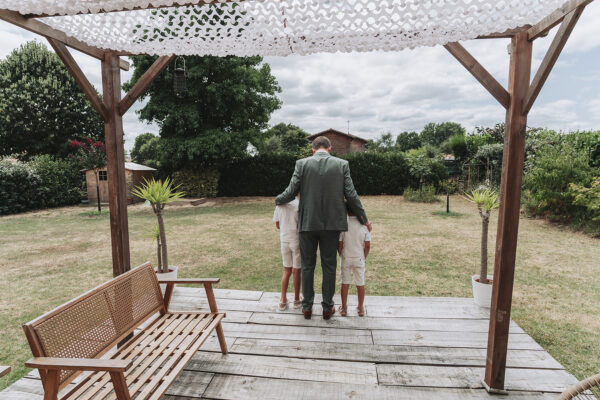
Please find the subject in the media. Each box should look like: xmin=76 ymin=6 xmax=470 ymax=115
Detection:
xmin=356 ymin=306 xmax=365 ymax=317
xmin=293 ymin=296 xmax=303 ymax=309
xmin=278 ymin=300 xmax=288 ymax=311
xmin=339 ymin=306 xmax=347 ymax=317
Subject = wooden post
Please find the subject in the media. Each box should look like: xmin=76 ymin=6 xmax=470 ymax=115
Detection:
xmin=101 ymin=52 xmax=131 ymax=277
xmin=483 ymin=31 xmax=532 ymax=393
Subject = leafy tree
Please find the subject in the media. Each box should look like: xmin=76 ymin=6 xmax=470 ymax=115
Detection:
xmin=131 ymin=133 xmax=161 ymax=168
xmin=474 ymin=123 xmax=505 ymax=144
xmin=421 ymin=122 xmax=466 ymax=147
xmin=256 ymin=123 xmax=309 ymax=155
xmin=367 ymin=132 xmax=396 ymax=153
xmin=396 ymin=131 xmax=422 ymax=152
xmin=70 ymin=138 xmax=107 ymax=212
xmin=0 ymin=41 xmax=103 ymax=160
xmin=124 ymin=55 xmax=281 ymax=171
xmin=448 ymin=134 xmax=469 ymax=160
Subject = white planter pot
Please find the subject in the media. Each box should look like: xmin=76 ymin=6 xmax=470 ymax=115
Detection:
xmin=472 ymin=274 xmax=494 ymax=308
xmin=155 ymin=265 xmax=178 ymax=291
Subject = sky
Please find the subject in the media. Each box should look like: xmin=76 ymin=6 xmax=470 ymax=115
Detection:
xmin=1 ymin=2 xmax=599 ymax=151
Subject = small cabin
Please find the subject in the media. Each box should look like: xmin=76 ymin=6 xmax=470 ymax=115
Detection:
xmin=85 ymin=162 xmax=156 ymax=204
xmin=307 ymin=128 xmax=368 ymax=155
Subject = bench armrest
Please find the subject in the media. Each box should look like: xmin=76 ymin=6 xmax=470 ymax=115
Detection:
xmin=0 ymin=366 xmax=10 ymax=378
xmin=159 ymin=278 xmax=221 ymax=313
xmin=26 ymin=357 xmax=131 ymax=372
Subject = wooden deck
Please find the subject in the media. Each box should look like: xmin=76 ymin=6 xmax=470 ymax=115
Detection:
xmin=1 ymin=287 xmax=578 ymax=399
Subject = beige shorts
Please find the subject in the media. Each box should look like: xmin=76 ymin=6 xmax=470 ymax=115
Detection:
xmin=340 ymin=262 xmax=365 ymax=286
xmin=281 ymin=241 xmax=301 ymax=269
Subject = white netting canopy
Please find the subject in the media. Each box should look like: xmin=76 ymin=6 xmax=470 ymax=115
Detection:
xmin=1 ymin=0 xmax=566 ymax=56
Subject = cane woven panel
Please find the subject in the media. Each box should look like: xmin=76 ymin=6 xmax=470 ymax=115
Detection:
xmin=30 ymin=263 xmax=163 ymax=385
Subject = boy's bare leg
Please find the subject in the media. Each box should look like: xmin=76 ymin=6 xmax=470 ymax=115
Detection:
xmin=292 ymin=269 xmax=301 ymax=301
xmin=357 ymin=285 xmax=365 ymax=309
xmin=341 ymin=284 xmax=350 ymax=310
xmin=281 ymin=267 xmax=292 ymax=303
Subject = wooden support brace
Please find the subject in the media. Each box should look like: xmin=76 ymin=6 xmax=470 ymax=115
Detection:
xmin=444 ymin=42 xmax=510 ymax=109
xmin=527 ymin=0 xmax=593 ymax=40
xmin=47 ymin=38 xmax=109 ymax=121
xmin=523 ymin=6 xmax=585 ymax=114
xmin=0 ymin=9 xmax=129 ymax=71
xmin=119 ymin=55 xmax=174 ymax=115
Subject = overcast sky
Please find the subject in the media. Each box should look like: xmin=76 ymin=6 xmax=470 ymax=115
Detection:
xmin=1 ymin=2 xmax=599 ymax=151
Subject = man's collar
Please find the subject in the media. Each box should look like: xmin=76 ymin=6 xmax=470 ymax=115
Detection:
xmin=314 ymin=149 xmax=330 ymax=155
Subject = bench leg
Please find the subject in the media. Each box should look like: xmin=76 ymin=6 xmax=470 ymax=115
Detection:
xmin=216 ymin=322 xmax=228 ymax=354
xmin=109 ymin=371 xmax=132 ymax=400
xmin=42 ymin=369 xmax=60 ymax=400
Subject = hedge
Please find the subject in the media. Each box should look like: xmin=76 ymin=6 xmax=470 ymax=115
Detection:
xmin=172 ymin=167 xmax=220 ymax=198
xmin=29 ymin=155 xmax=84 ymax=208
xmin=0 ymin=160 xmax=44 ymax=215
xmin=216 ymin=151 xmax=441 ymax=197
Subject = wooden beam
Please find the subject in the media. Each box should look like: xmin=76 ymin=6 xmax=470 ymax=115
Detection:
xmin=0 ymin=9 xmax=129 ymax=71
xmin=27 ymin=1 xmax=242 ymax=18
xmin=523 ymin=6 xmax=584 ymax=114
xmin=102 ymin=52 xmax=131 ymax=277
xmin=476 ymin=26 xmax=530 ymax=39
xmin=484 ymin=31 xmax=532 ymax=393
xmin=527 ymin=0 xmax=593 ymax=40
xmin=444 ymin=42 xmax=510 ymax=109
xmin=47 ymin=38 xmax=109 ymax=121
xmin=119 ymin=55 xmax=174 ymax=115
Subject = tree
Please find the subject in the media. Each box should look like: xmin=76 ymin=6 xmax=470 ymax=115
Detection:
xmin=124 ymin=55 xmax=281 ymax=171
xmin=70 ymin=138 xmax=106 ymax=212
xmin=0 ymin=41 xmax=103 ymax=160
xmin=256 ymin=123 xmax=310 ymax=155
xmin=421 ymin=122 xmax=466 ymax=147
xmin=474 ymin=123 xmax=505 ymax=144
xmin=396 ymin=131 xmax=422 ymax=152
xmin=367 ymin=132 xmax=396 ymax=153
xmin=131 ymin=133 xmax=161 ymax=168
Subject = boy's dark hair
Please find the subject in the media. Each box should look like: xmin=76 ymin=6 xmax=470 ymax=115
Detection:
xmin=312 ymin=136 xmax=331 ymax=150
xmin=345 ymin=200 xmax=355 ymax=216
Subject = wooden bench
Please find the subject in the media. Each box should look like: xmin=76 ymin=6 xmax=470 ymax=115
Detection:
xmin=22 ymin=262 xmax=227 ymax=400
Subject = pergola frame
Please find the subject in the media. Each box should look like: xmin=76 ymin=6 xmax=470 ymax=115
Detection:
xmin=0 ymin=0 xmax=593 ymax=393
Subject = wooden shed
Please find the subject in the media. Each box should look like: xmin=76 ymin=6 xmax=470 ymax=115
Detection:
xmin=86 ymin=162 xmax=156 ymax=204
xmin=307 ymin=128 xmax=368 ymax=155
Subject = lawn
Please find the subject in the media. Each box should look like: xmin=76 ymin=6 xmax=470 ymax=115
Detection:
xmin=0 ymin=196 xmax=598 ymax=391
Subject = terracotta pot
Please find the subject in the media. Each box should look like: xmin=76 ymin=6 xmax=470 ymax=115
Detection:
xmin=472 ymin=274 xmax=493 ymax=308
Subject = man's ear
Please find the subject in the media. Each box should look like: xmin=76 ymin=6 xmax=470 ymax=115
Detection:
xmin=312 ymin=148 xmax=317 ymax=154
xmin=326 ymin=147 xmax=332 ymax=153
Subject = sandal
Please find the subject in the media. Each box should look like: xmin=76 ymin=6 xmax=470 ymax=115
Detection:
xmin=339 ymin=306 xmax=347 ymax=317
xmin=356 ymin=306 xmax=365 ymax=317
xmin=293 ymin=296 xmax=303 ymax=309
xmin=278 ymin=300 xmax=288 ymax=311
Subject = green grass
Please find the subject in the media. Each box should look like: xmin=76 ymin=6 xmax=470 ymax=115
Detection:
xmin=78 ymin=210 xmax=110 ymax=217
xmin=0 ymin=196 xmax=599 ymax=391
xmin=432 ymin=211 xmax=464 ymax=218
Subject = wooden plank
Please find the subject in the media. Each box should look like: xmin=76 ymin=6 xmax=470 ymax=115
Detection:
xmin=167 ymin=304 xmax=252 ymax=323
xmin=527 ymin=0 xmax=594 ymax=40
xmin=25 ymin=357 xmax=130 ymax=372
xmin=172 ymin=286 xmax=263 ymax=301
xmin=230 ymin=338 xmax=562 ymax=369
xmin=485 ymin=31 xmax=533 ymax=393
xmin=0 ymin=366 xmax=9 ymax=378
xmin=118 ymin=55 xmax=173 ymax=115
xmin=476 ymin=26 xmax=531 ymax=39
xmin=372 ymin=330 xmax=542 ymax=350
xmin=0 ymin=10 xmax=129 ymax=70
xmin=187 ymin=352 xmax=378 ymax=385
xmin=101 ymin=51 xmax=131 ymax=276
xmin=164 ymin=371 xmax=213 ymax=398
xmin=523 ymin=6 xmax=584 ymax=114
xmin=221 ymin=322 xmax=373 ymax=345
xmin=202 ymin=374 xmax=559 ymax=400
xmin=248 ymin=312 xmax=524 ymax=334
xmin=377 ymin=364 xmax=578 ymax=392
xmin=47 ymin=38 xmax=108 ymax=121
xmin=366 ymin=303 xmax=490 ymax=319
xmin=444 ymin=42 xmax=510 ymax=109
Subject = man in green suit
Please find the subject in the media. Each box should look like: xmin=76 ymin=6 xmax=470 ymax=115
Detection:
xmin=276 ymin=136 xmax=371 ymax=320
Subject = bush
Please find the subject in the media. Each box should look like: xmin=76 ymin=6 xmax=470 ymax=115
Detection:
xmin=172 ymin=168 xmax=220 ymax=198
xmin=0 ymin=160 xmax=44 ymax=215
xmin=405 ymin=147 xmax=448 ymax=189
xmin=404 ymin=185 xmax=439 ymax=203
xmin=29 ymin=155 xmax=83 ymax=207
xmin=342 ymin=152 xmax=412 ymax=195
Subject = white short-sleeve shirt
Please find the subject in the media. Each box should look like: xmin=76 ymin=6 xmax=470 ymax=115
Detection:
xmin=273 ymin=198 xmax=299 ymax=243
xmin=339 ymin=216 xmax=371 ymax=267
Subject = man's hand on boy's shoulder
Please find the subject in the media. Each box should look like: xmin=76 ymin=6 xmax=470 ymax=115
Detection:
xmin=365 ymin=221 xmax=372 ymax=232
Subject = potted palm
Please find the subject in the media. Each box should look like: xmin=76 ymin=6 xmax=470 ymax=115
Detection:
xmin=464 ymin=188 xmax=500 ymax=307
xmin=132 ymin=178 xmax=184 ymax=278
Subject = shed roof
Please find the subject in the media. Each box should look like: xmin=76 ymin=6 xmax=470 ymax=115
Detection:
xmin=0 ymin=0 xmax=568 ymax=57
xmin=85 ymin=162 xmax=156 ymax=172
xmin=307 ymin=128 xmax=368 ymax=143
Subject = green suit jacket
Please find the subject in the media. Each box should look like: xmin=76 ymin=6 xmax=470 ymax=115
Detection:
xmin=275 ymin=151 xmax=368 ymax=232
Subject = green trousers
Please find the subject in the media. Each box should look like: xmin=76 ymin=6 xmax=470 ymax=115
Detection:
xmin=299 ymin=230 xmax=340 ymax=311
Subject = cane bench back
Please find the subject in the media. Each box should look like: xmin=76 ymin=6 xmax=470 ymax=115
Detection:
xmin=23 ymin=262 xmax=163 ymax=388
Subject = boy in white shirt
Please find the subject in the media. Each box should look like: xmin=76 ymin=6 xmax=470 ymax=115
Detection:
xmin=273 ymin=196 xmax=302 ymax=311
xmin=338 ymin=203 xmax=371 ymax=317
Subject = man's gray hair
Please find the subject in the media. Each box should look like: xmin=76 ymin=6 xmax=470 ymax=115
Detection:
xmin=312 ymin=136 xmax=331 ymax=150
